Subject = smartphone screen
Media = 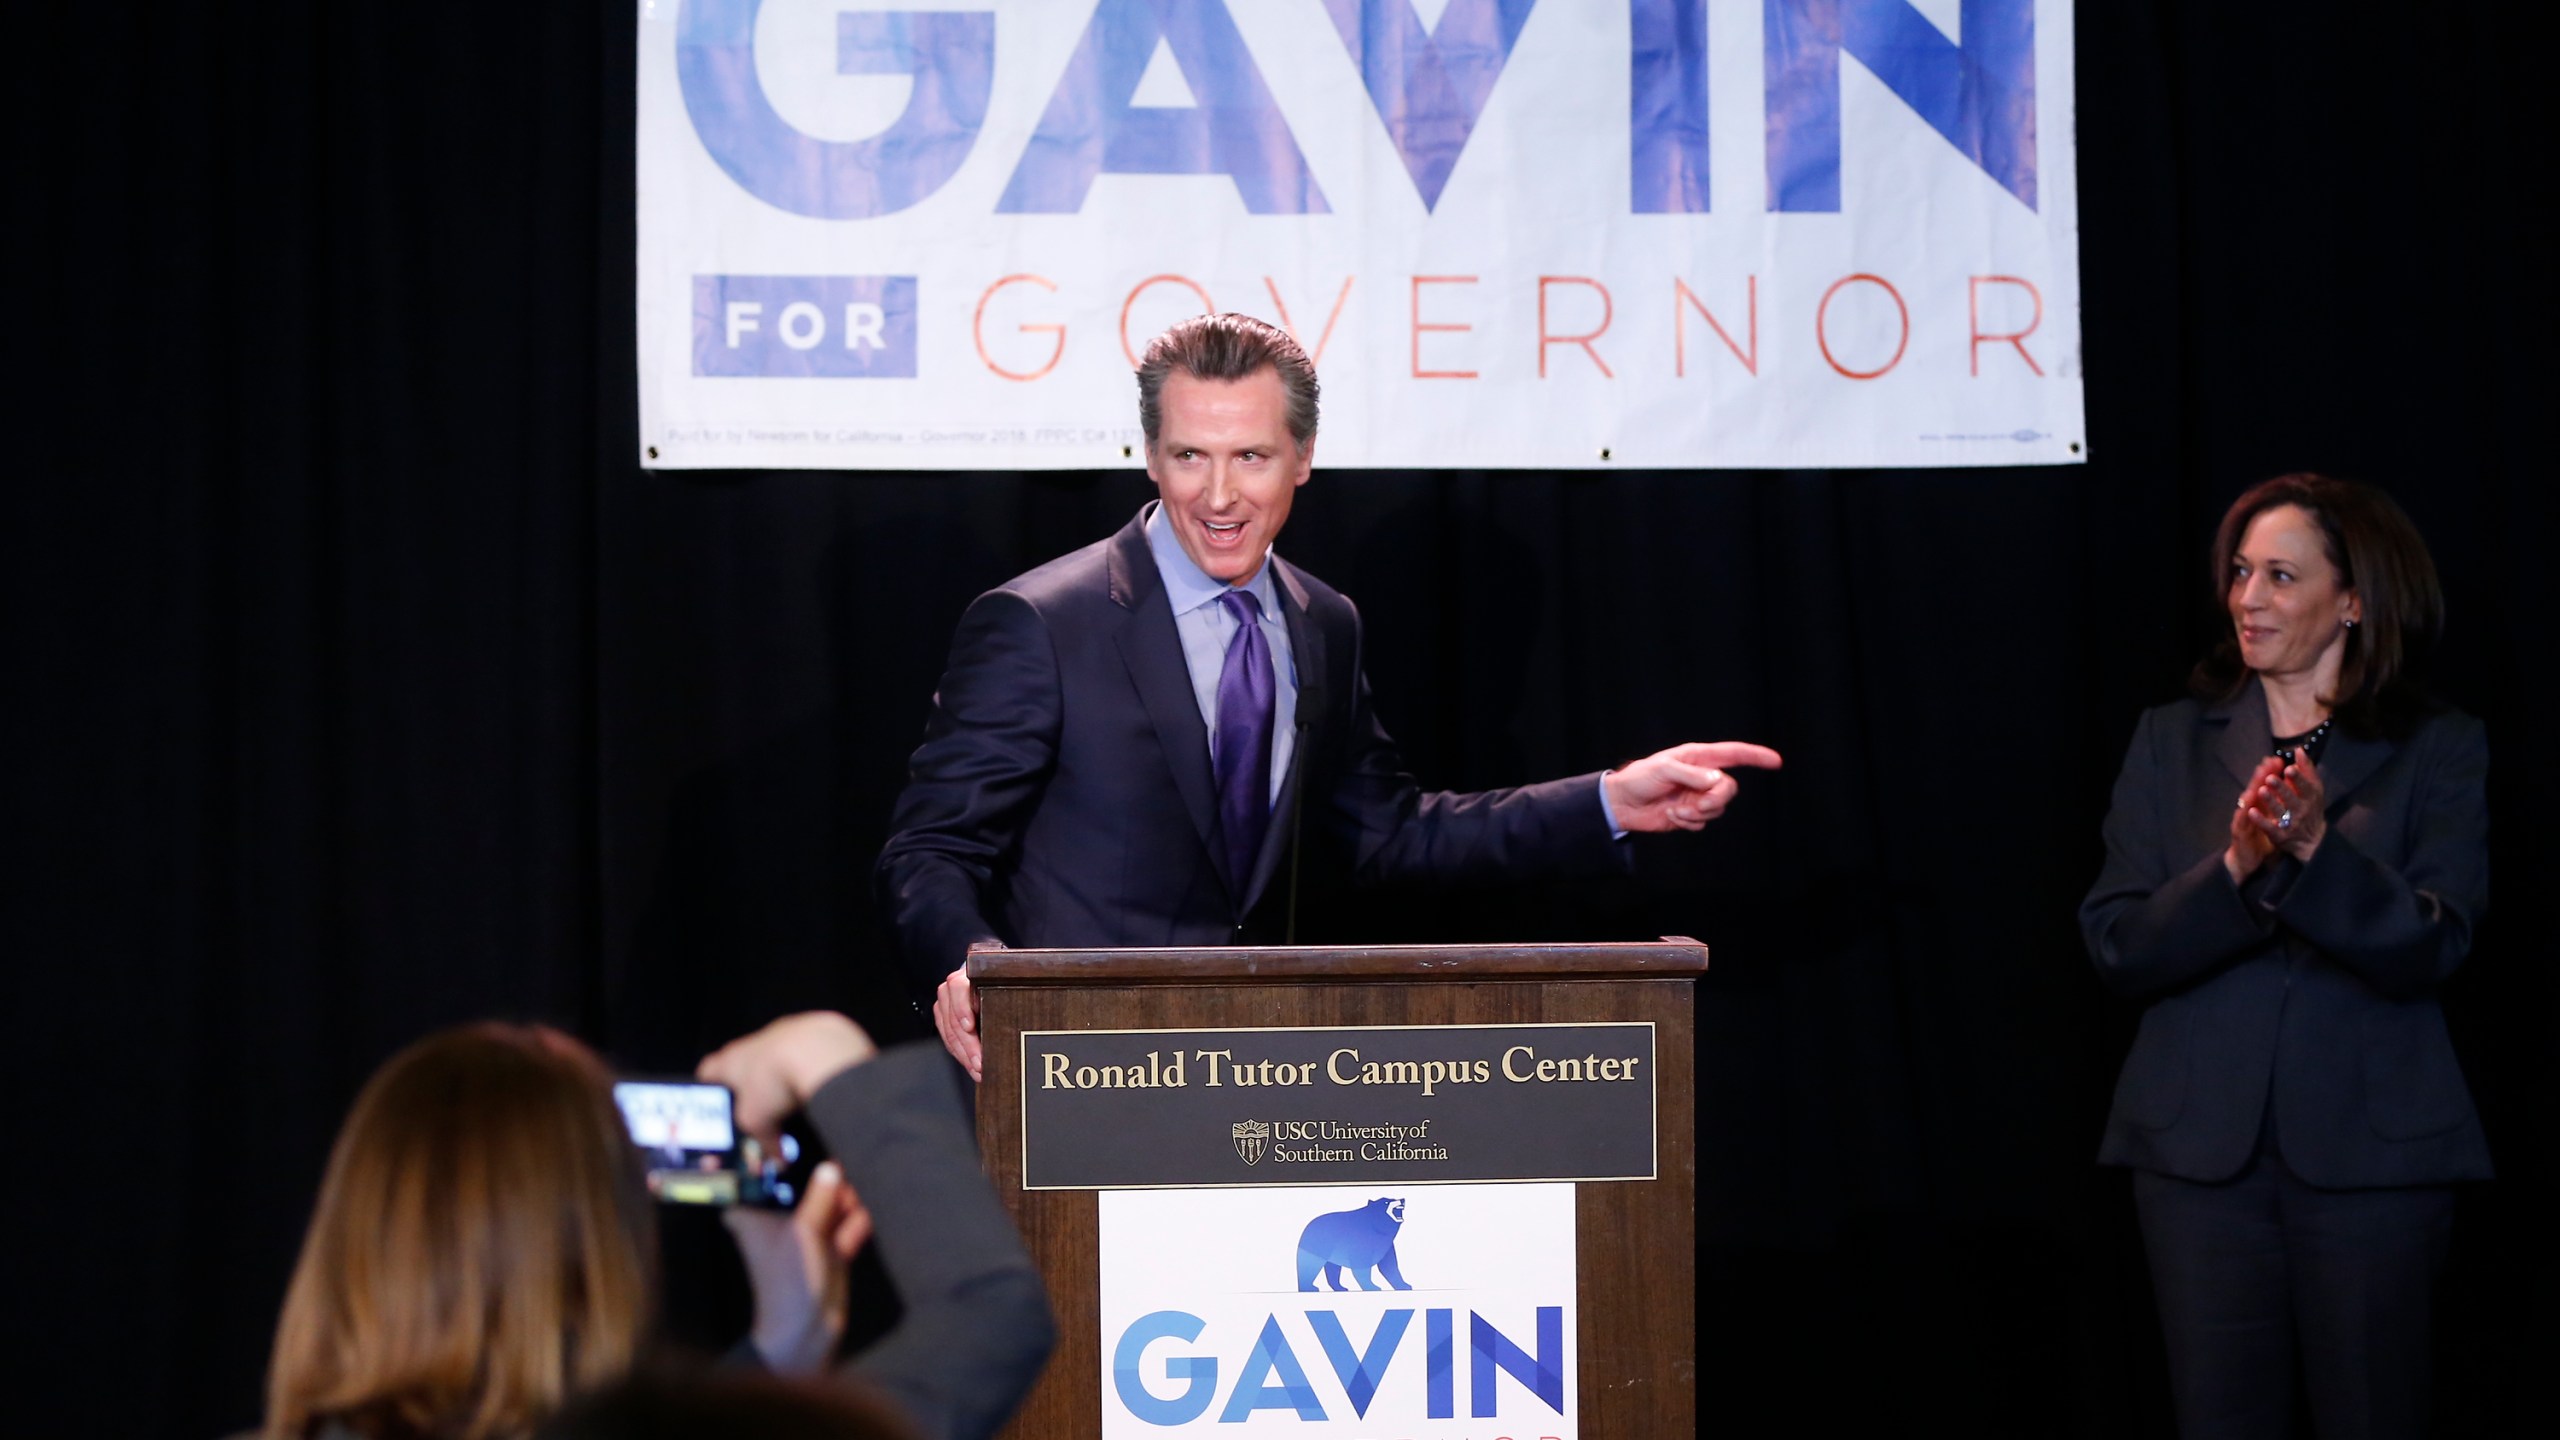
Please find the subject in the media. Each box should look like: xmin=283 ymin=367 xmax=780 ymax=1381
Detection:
xmin=612 ymin=1078 xmax=815 ymax=1208
xmin=615 ymin=1079 xmax=746 ymax=1205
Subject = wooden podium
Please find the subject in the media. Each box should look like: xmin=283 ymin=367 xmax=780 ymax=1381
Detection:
xmin=971 ymin=939 xmax=1704 ymax=1437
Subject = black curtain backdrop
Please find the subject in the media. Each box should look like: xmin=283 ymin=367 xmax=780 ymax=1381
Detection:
xmin=7 ymin=4 xmax=2551 ymax=1435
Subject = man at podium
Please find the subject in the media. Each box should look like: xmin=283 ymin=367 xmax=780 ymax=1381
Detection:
xmin=878 ymin=313 xmax=1780 ymax=1077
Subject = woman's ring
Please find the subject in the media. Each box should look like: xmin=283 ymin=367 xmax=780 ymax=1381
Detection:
xmin=2278 ymin=810 xmax=2295 ymax=830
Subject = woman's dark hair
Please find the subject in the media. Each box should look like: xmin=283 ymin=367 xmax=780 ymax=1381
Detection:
xmin=2190 ymin=472 xmax=2443 ymax=736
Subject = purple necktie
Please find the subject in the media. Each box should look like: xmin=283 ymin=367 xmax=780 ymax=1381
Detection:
xmin=1212 ymin=589 xmax=1275 ymax=895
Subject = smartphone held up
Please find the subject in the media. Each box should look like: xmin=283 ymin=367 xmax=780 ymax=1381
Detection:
xmin=612 ymin=1078 xmax=818 ymax=1208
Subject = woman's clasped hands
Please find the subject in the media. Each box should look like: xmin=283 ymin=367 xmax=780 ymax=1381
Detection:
xmin=2224 ymin=749 xmax=2329 ymax=882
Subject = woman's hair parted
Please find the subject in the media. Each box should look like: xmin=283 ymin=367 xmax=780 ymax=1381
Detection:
xmin=2191 ymin=472 xmax=2445 ymax=737
xmin=1135 ymin=312 xmax=1320 ymax=450
xmin=264 ymin=1023 xmax=655 ymax=1440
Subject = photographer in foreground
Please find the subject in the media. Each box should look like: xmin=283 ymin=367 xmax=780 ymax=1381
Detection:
xmin=259 ymin=1014 xmax=1050 ymax=1440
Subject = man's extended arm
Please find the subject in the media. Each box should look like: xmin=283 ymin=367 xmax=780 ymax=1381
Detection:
xmin=1313 ymin=601 xmax=1780 ymax=881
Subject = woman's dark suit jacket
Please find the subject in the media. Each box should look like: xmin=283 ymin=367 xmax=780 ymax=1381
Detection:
xmin=2079 ymin=681 xmax=2491 ymax=1188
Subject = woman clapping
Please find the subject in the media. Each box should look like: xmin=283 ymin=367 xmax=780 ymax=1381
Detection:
xmin=2082 ymin=474 xmax=2490 ymax=1439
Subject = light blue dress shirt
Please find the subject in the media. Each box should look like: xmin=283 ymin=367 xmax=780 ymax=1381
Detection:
xmin=1143 ymin=501 xmax=1299 ymax=806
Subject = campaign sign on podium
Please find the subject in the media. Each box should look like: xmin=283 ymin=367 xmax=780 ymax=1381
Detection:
xmin=970 ymin=941 xmax=1703 ymax=1439
xmin=1098 ymin=1184 xmax=1579 ymax=1438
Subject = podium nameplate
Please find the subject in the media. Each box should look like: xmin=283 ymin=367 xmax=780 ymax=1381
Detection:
xmin=1018 ymin=1022 xmax=1656 ymax=1190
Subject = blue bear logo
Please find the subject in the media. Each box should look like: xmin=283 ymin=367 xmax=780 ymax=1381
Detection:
xmin=1296 ymin=1197 xmax=1412 ymax=1291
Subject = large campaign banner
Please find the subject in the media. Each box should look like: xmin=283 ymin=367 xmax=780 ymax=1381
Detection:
xmin=637 ymin=1 xmax=2083 ymax=471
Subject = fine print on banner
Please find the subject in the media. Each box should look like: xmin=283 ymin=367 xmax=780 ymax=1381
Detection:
xmin=638 ymin=1 xmax=2084 ymax=471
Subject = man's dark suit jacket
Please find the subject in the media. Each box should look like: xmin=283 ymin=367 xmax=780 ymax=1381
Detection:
xmin=877 ymin=508 xmax=1626 ymax=994
xmin=2079 ymin=681 xmax=2492 ymax=1188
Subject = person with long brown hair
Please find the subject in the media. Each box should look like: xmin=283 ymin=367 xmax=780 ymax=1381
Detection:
xmin=2082 ymin=474 xmax=2491 ymax=1438
xmin=263 ymin=1024 xmax=655 ymax=1440
xmin=259 ymin=1015 xmax=1051 ymax=1440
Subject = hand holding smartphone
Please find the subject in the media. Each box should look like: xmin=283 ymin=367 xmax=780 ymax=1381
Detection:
xmin=612 ymin=1078 xmax=820 ymax=1208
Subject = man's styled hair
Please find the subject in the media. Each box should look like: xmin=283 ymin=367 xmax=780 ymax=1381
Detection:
xmin=1136 ymin=312 xmax=1320 ymax=449
xmin=2190 ymin=472 xmax=2446 ymax=738
xmin=264 ymin=1023 xmax=656 ymax=1440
